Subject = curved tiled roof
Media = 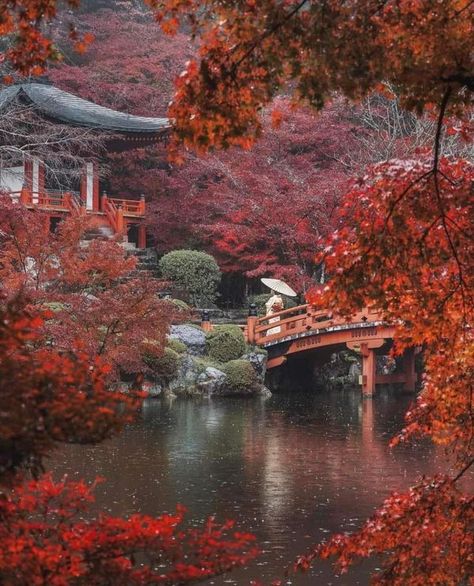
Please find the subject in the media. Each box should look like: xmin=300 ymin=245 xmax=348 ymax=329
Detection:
xmin=0 ymin=83 xmax=171 ymax=135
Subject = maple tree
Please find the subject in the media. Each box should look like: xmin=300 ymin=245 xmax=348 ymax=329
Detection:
xmin=0 ymin=195 xmax=172 ymax=377
xmin=148 ymin=99 xmax=350 ymax=292
xmin=302 ymin=155 xmax=474 ymax=584
xmin=45 ymin=10 xmax=350 ymax=294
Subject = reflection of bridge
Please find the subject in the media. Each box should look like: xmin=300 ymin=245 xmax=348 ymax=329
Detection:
xmin=244 ymin=304 xmax=417 ymax=396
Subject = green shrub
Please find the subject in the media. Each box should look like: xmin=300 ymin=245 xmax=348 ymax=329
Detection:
xmin=144 ymin=347 xmax=180 ymax=381
xmin=159 ymin=250 xmax=221 ymax=307
xmin=222 ymin=360 xmax=259 ymax=394
xmin=166 ymin=338 xmax=187 ymax=354
xmin=248 ymin=293 xmax=298 ymax=316
xmin=205 ymin=325 xmax=246 ymax=362
xmin=170 ymin=298 xmax=190 ymax=312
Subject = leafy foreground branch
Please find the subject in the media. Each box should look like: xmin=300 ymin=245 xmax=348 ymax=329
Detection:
xmin=0 ymin=474 xmax=258 ymax=586
xmin=294 ymin=476 xmax=473 ymax=585
xmin=300 ymin=155 xmax=474 ymax=584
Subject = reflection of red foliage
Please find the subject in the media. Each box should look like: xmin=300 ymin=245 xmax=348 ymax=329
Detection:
xmin=0 ymin=474 xmax=258 ymax=585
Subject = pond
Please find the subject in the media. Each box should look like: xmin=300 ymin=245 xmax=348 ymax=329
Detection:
xmin=49 ymin=389 xmax=446 ymax=585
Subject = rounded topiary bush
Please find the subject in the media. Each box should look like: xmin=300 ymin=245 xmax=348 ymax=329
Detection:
xmin=159 ymin=250 xmax=221 ymax=307
xmin=166 ymin=338 xmax=187 ymax=354
xmin=205 ymin=325 xmax=246 ymax=363
xmin=144 ymin=347 xmax=180 ymax=381
xmin=222 ymin=360 xmax=259 ymax=394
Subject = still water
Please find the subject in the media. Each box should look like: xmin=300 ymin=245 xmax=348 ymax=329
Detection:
xmin=49 ymin=390 xmax=447 ymax=585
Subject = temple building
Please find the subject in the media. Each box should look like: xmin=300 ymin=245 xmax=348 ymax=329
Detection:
xmin=0 ymin=83 xmax=170 ymax=248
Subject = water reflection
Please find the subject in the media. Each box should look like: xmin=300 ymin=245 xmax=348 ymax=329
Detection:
xmin=49 ymin=390 xmax=446 ymax=585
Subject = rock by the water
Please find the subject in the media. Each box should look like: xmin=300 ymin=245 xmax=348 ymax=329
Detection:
xmin=168 ymin=354 xmax=201 ymax=394
xmin=169 ymin=325 xmax=206 ymax=356
xmin=196 ymin=366 xmax=227 ymax=395
xmin=258 ymin=385 xmax=272 ymax=398
xmin=144 ymin=331 xmax=269 ymax=398
xmin=146 ymin=383 xmax=162 ymax=397
xmin=242 ymin=351 xmax=267 ymax=379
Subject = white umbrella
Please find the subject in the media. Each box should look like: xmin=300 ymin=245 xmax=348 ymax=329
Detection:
xmin=261 ymin=278 xmax=297 ymax=297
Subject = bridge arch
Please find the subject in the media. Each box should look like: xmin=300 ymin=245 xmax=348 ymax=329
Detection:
xmin=244 ymin=304 xmax=417 ymax=396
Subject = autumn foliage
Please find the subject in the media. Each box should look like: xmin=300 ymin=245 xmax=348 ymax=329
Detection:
xmin=0 ymin=473 xmax=257 ymax=585
xmin=0 ymin=298 xmax=140 ymax=480
xmin=0 ymin=195 xmax=172 ymax=377
xmin=148 ymin=0 xmax=473 ymax=152
xmin=296 ymin=475 xmax=473 ymax=585
xmin=2 ymin=0 xmax=474 ymax=584
xmin=302 ymin=156 xmax=474 ymax=583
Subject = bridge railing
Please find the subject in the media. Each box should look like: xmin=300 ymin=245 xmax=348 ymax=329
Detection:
xmin=248 ymin=304 xmax=382 ymax=345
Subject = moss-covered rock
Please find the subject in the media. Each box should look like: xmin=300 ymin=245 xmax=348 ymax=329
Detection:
xmin=170 ymin=298 xmax=190 ymax=312
xmin=144 ymin=347 xmax=180 ymax=381
xmin=169 ymin=324 xmax=206 ymax=355
xmin=205 ymin=325 xmax=246 ymax=363
xmin=193 ymin=355 xmax=223 ymax=373
xmin=221 ymin=359 xmax=259 ymax=395
xmin=166 ymin=338 xmax=187 ymax=354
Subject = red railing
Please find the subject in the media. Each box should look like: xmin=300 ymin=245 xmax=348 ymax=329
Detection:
xmin=108 ymin=197 xmax=145 ymax=217
xmin=12 ymin=188 xmax=82 ymax=213
xmin=102 ymin=196 xmax=123 ymax=235
xmin=11 ymin=188 xmax=144 ymax=218
xmin=246 ymin=304 xmax=382 ymax=345
xmin=11 ymin=187 xmax=144 ymax=243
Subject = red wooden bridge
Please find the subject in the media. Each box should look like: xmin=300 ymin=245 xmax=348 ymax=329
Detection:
xmin=244 ymin=304 xmax=417 ymax=396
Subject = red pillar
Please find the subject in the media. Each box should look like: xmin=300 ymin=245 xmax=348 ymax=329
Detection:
xmin=81 ymin=161 xmax=99 ymax=210
xmin=38 ymin=161 xmax=45 ymax=193
xmin=24 ymin=159 xmax=32 ymax=190
xmin=137 ymin=224 xmax=146 ymax=249
xmin=93 ymin=161 xmax=100 ymax=212
xmin=139 ymin=194 xmax=146 ymax=215
xmin=80 ymin=166 xmax=87 ymax=206
xmin=246 ymin=317 xmax=257 ymax=344
xmin=101 ymin=192 xmax=108 ymax=212
xmin=402 ymin=347 xmax=417 ymax=393
xmin=19 ymin=185 xmax=31 ymax=205
xmin=361 ymin=343 xmax=376 ymax=397
xmin=116 ymin=206 xmax=124 ymax=235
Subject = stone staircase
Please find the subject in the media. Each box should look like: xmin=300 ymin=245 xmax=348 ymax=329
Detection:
xmin=124 ymin=246 xmax=160 ymax=279
xmin=79 ymin=224 xmax=159 ymax=279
